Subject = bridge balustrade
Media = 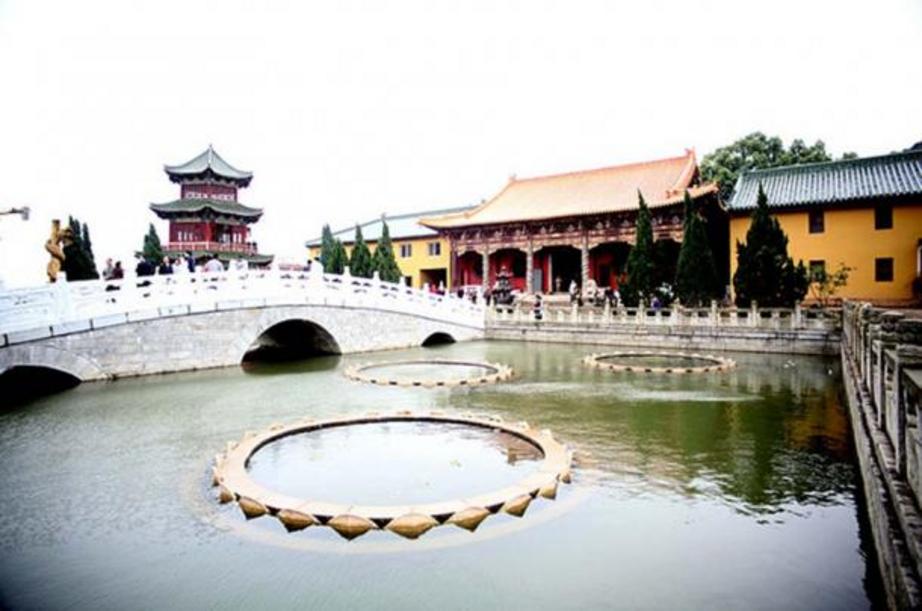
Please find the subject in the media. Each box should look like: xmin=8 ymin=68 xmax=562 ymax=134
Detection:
xmin=0 ymin=267 xmax=485 ymax=342
xmin=842 ymin=301 xmax=922 ymax=549
xmin=487 ymin=299 xmax=841 ymax=332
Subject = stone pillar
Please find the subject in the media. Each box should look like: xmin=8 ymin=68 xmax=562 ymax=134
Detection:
xmin=581 ymin=234 xmax=589 ymax=289
xmin=481 ymin=246 xmax=490 ymax=293
xmin=449 ymin=243 xmax=457 ymax=290
xmin=526 ymin=239 xmax=534 ymax=294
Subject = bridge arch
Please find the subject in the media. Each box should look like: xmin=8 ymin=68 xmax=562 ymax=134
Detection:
xmin=242 ymin=318 xmax=342 ymax=363
xmin=421 ymin=331 xmax=456 ymax=347
xmin=0 ymin=344 xmax=109 ymax=382
xmin=0 ymin=345 xmax=108 ymax=406
xmin=0 ymin=365 xmax=82 ymax=407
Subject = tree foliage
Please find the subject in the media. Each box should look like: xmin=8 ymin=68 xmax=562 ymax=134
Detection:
xmin=732 ymin=185 xmax=809 ymax=307
xmin=621 ymin=192 xmax=655 ymax=306
xmin=372 ymin=221 xmax=402 ymax=282
xmin=701 ymin=132 xmax=856 ymax=201
xmin=62 ymin=216 xmax=99 ymax=280
xmin=674 ymin=191 xmax=720 ymax=307
xmin=318 ymin=224 xmax=336 ymax=272
xmin=809 ymin=262 xmax=853 ymax=307
xmin=326 ymin=238 xmax=347 ymax=274
xmin=349 ymin=225 xmax=374 ymax=278
xmin=142 ymin=223 xmax=163 ymax=264
xmin=80 ymin=222 xmax=97 ymax=272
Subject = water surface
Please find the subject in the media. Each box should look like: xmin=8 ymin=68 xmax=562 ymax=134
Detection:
xmin=0 ymin=340 xmax=881 ymax=610
xmin=248 ymin=421 xmax=542 ymax=504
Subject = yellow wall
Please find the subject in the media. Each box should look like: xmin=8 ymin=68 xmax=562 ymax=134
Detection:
xmin=308 ymin=236 xmax=453 ymax=290
xmin=729 ymin=202 xmax=922 ymax=304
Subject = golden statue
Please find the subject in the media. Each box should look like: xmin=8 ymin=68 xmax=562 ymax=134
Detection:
xmin=45 ymin=219 xmax=73 ymax=283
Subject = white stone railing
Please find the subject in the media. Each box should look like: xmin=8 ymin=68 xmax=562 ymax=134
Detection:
xmin=0 ymin=267 xmax=486 ymax=342
xmin=487 ymin=299 xmax=840 ymax=332
xmin=841 ymin=302 xmax=922 ymax=606
xmin=842 ymin=302 xmax=922 ymax=504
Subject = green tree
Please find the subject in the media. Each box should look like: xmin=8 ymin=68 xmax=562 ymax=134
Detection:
xmin=318 ymin=224 xmax=336 ymax=272
xmin=674 ymin=191 xmax=719 ymax=307
xmin=142 ymin=223 xmax=163 ymax=264
xmin=349 ymin=225 xmax=373 ymax=278
xmin=372 ymin=221 xmax=402 ymax=283
xmin=701 ymin=132 xmax=856 ymax=201
xmin=327 ymin=238 xmax=347 ymax=274
xmin=81 ymin=222 xmax=97 ymax=272
xmin=732 ymin=184 xmax=809 ymax=307
xmin=62 ymin=216 xmax=99 ymax=280
xmin=621 ymin=191 xmax=655 ymax=306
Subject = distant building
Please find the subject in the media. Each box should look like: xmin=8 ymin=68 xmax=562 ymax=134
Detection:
xmin=306 ymin=206 xmax=471 ymax=289
xmin=729 ymin=150 xmax=922 ymax=305
xmin=150 ymin=146 xmax=273 ymax=267
xmin=421 ymin=150 xmax=726 ymax=294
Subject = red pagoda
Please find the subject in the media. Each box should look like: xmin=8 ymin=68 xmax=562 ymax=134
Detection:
xmin=150 ymin=146 xmax=273 ymax=267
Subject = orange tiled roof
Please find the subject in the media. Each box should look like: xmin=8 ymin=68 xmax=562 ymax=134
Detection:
xmin=421 ymin=150 xmax=717 ymax=229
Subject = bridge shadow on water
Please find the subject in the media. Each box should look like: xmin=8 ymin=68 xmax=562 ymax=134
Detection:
xmin=0 ymin=365 xmax=81 ymax=410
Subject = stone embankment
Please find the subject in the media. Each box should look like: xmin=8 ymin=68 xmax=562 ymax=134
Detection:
xmin=487 ymin=302 xmax=840 ymax=355
xmin=842 ymin=302 xmax=922 ymax=610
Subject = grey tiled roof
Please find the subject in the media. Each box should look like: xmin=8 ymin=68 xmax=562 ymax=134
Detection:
xmin=728 ymin=149 xmax=922 ymax=210
xmin=164 ymin=146 xmax=253 ymax=185
xmin=305 ymin=205 xmax=473 ymax=247
xmin=150 ymin=198 xmax=263 ymax=219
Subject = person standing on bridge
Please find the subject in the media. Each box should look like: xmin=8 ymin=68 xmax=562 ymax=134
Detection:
xmin=135 ymin=254 xmax=154 ymax=278
xmin=203 ymin=255 xmax=225 ymax=274
xmin=157 ymin=256 xmax=173 ymax=276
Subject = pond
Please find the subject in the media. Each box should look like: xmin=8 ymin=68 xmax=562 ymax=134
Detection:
xmin=0 ymin=340 xmax=882 ymax=610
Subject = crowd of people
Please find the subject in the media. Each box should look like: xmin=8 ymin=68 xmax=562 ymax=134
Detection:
xmin=99 ymin=253 xmax=251 ymax=286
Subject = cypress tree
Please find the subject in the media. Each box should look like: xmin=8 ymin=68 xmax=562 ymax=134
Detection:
xmin=142 ymin=223 xmax=164 ymax=264
xmin=372 ymin=221 xmax=402 ymax=282
xmin=327 ymin=238 xmax=347 ymax=274
xmin=62 ymin=216 xmax=99 ymax=280
xmin=674 ymin=191 xmax=719 ymax=307
xmin=621 ymin=191 xmax=655 ymax=306
xmin=319 ymin=224 xmax=336 ymax=272
xmin=349 ymin=225 xmax=373 ymax=278
xmin=733 ymin=184 xmax=808 ymax=307
xmin=81 ymin=222 xmax=98 ymax=273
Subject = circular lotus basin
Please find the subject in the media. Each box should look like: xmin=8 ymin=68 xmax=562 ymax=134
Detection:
xmin=211 ymin=412 xmax=571 ymax=540
xmin=344 ymin=359 xmax=513 ymax=387
xmin=248 ymin=421 xmax=543 ymax=505
xmin=583 ymin=351 xmax=736 ymax=374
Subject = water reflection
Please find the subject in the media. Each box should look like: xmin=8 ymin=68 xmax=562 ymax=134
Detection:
xmin=452 ymin=346 xmax=854 ymax=518
xmin=241 ymin=353 xmax=342 ymax=375
xmin=0 ymin=340 xmax=880 ymax=610
xmin=247 ymin=421 xmax=542 ymax=504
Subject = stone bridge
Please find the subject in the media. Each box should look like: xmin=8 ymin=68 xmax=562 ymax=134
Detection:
xmin=0 ymin=268 xmax=485 ymax=384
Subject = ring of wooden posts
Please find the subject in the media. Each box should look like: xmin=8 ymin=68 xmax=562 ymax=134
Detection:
xmin=582 ymin=351 xmax=736 ymax=374
xmin=344 ymin=359 xmax=514 ymax=388
xmin=211 ymin=411 xmax=572 ymax=540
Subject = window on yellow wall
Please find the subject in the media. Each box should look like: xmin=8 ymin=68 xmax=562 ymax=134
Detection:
xmin=400 ymin=244 xmax=412 ymax=258
xmin=809 ymin=260 xmax=825 ymax=276
xmin=808 ymin=209 xmax=824 ymax=234
xmin=874 ymin=205 xmax=893 ymax=230
xmin=428 ymin=242 xmax=441 ymax=256
xmin=875 ymin=258 xmax=893 ymax=282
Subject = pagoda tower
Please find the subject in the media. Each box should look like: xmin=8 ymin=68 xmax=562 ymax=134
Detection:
xmin=149 ymin=146 xmax=273 ymax=267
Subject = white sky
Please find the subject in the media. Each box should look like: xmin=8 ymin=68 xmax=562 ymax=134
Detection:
xmin=0 ymin=0 xmax=920 ymax=287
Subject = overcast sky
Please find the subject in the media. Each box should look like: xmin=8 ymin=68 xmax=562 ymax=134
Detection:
xmin=0 ymin=0 xmax=920 ymax=286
